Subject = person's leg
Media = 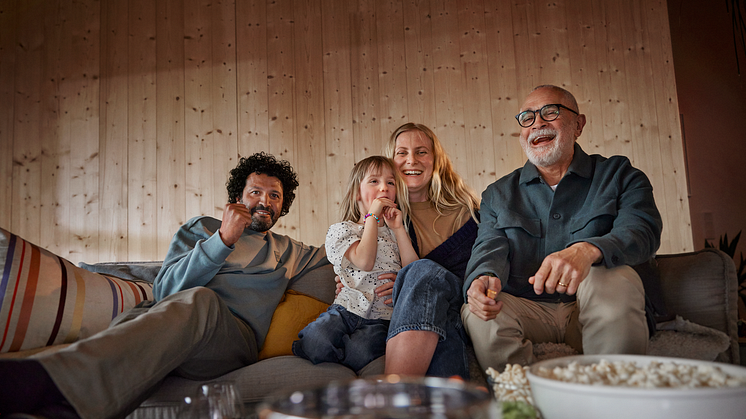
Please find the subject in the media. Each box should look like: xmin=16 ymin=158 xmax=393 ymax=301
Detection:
xmin=461 ymin=293 xmax=563 ymax=373
xmin=292 ymin=305 xmax=351 ymax=365
xmin=385 ymin=259 xmax=469 ymax=378
xmin=574 ymin=265 xmax=648 ymax=355
xmin=343 ymin=319 xmax=390 ymax=373
xmin=13 ymin=287 xmax=256 ymax=419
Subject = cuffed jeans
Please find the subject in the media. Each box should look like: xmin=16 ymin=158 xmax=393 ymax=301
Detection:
xmin=387 ymin=259 xmax=469 ymax=378
xmin=292 ymin=304 xmax=389 ymax=373
xmin=36 ymin=287 xmax=257 ymax=419
xmin=462 ymin=265 xmax=648 ymax=372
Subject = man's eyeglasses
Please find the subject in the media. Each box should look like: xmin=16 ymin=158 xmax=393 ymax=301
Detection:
xmin=515 ymin=104 xmax=579 ymax=128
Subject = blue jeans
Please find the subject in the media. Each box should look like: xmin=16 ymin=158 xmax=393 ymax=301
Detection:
xmin=387 ymin=259 xmax=469 ymax=379
xmin=292 ymin=304 xmax=389 ymax=373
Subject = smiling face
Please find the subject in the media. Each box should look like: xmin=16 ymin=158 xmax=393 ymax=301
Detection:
xmin=240 ymin=172 xmax=284 ymax=232
xmin=357 ymin=165 xmax=397 ymax=218
xmin=393 ymin=130 xmax=435 ymax=202
xmin=518 ymin=87 xmax=585 ymax=170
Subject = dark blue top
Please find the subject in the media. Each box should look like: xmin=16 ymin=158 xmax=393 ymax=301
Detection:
xmin=409 ymin=216 xmax=479 ymax=282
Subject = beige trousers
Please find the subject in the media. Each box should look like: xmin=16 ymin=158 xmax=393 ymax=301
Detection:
xmin=36 ymin=287 xmax=257 ymax=419
xmin=461 ymin=265 xmax=648 ymax=372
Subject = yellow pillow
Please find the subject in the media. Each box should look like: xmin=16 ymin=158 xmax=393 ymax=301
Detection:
xmin=258 ymin=289 xmax=329 ymax=359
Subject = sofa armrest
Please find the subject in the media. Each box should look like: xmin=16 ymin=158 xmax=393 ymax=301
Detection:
xmin=656 ymin=248 xmax=739 ymax=364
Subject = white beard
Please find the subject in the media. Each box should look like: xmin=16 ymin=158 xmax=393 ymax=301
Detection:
xmin=522 ymin=128 xmax=569 ymax=167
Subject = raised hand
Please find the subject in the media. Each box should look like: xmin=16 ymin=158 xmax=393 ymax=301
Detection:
xmin=219 ymin=203 xmax=253 ymax=246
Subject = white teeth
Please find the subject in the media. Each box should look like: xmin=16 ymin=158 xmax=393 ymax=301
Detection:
xmin=403 ymin=170 xmax=422 ymax=175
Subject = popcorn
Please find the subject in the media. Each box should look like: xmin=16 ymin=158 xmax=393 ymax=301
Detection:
xmin=486 ymin=364 xmax=534 ymax=405
xmin=533 ymin=359 xmax=746 ymax=389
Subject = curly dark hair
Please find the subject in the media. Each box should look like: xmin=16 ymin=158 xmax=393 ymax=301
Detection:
xmin=226 ymin=152 xmax=299 ymax=217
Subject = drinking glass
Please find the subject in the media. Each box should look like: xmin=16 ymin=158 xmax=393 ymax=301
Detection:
xmin=178 ymin=380 xmax=246 ymax=419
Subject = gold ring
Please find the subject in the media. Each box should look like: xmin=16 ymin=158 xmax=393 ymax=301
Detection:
xmin=558 ymin=282 xmax=568 ymax=287
xmin=486 ymin=289 xmax=497 ymax=299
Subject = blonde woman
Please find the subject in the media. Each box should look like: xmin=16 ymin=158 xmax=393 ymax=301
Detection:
xmin=380 ymin=123 xmax=480 ymax=378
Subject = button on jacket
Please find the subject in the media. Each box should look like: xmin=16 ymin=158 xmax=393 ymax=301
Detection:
xmin=464 ymin=143 xmax=663 ymax=303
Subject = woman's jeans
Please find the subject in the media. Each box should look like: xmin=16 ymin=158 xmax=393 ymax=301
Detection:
xmin=387 ymin=259 xmax=470 ymax=378
xmin=293 ymin=304 xmax=389 ymax=373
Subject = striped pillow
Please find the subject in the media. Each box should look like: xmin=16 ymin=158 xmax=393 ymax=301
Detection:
xmin=0 ymin=228 xmax=153 ymax=353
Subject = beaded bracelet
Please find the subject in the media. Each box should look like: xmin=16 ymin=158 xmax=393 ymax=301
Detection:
xmin=364 ymin=213 xmax=380 ymax=222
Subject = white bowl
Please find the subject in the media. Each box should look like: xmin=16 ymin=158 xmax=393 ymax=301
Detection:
xmin=526 ymin=354 xmax=746 ymax=419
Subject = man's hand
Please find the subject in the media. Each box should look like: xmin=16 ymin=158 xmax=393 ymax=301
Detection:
xmin=219 ymin=203 xmax=253 ymax=246
xmin=466 ymin=275 xmax=503 ymax=321
xmin=529 ymin=242 xmax=602 ymax=295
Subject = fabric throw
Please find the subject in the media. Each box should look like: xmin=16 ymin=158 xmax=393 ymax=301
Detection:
xmin=0 ymin=228 xmax=154 ymax=353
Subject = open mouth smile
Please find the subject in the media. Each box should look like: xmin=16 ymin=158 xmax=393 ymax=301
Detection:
xmin=402 ymin=170 xmax=422 ymax=176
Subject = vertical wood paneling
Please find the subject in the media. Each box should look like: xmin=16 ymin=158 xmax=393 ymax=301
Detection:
xmin=483 ymin=0 xmax=524 ymax=179
xmin=62 ymin=0 xmax=101 ymax=262
xmin=156 ymin=0 xmax=186 ymax=258
xmin=531 ymin=2 xmax=572 ymax=88
xmin=11 ymin=0 xmax=44 ymax=243
xmin=0 ymin=0 xmax=695 ymax=263
xmin=236 ymin=0 xmax=269 ymax=157
xmin=293 ymin=0 xmax=327 ymax=244
xmin=0 ymin=0 xmax=16 ymax=229
xmin=619 ymin=0 xmax=667 ymax=224
xmin=376 ymin=0 xmax=408 ymax=146
xmin=642 ymin=0 xmax=692 ymax=252
xmin=458 ymin=0 xmax=496 ymax=195
xmin=266 ymin=0 xmax=299 ymax=236
xmin=349 ymin=0 xmax=381 ymax=162
xmin=211 ymin=0 xmax=238 ymax=217
xmin=184 ymin=0 xmax=215 ymax=218
xmin=321 ymin=0 xmax=354 ymax=224
xmin=100 ymin=0 xmax=129 ymax=261
xmin=429 ymin=0 xmax=467 ymax=175
xmin=127 ymin=0 xmax=158 ymax=261
xmin=595 ymin=1 xmax=634 ymax=158
xmin=402 ymin=0 xmax=437 ymax=126
xmin=565 ymin=0 xmax=606 ymax=154
xmin=39 ymin=0 xmax=67 ymax=257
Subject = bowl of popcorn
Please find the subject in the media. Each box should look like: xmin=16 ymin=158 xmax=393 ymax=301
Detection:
xmin=523 ymin=354 xmax=746 ymax=419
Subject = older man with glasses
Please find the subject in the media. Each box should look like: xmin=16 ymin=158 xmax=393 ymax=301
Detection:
xmin=461 ymin=85 xmax=663 ymax=372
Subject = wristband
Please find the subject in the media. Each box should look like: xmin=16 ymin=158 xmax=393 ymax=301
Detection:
xmin=364 ymin=213 xmax=380 ymax=222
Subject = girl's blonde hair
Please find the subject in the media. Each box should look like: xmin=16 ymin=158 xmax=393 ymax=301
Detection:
xmin=383 ymin=123 xmax=479 ymax=234
xmin=340 ymin=156 xmax=411 ymax=228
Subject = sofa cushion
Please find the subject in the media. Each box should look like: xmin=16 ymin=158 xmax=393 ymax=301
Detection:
xmin=258 ymin=290 xmax=329 ymax=359
xmin=0 ymin=228 xmax=154 ymax=353
xmin=78 ymin=261 xmax=162 ymax=283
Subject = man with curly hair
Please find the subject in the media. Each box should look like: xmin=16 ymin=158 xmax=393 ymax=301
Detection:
xmin=0 ymin=152 xmax=328 ymax=419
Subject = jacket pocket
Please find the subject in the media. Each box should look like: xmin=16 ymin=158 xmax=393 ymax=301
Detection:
xmin=570 ymin=197 xmax=617 ymax=237
xmin=498 ymin=210 xmax=542 ymax=238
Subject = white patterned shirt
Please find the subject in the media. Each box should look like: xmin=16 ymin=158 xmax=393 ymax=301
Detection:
xmin=325 ymin=221 xmax=400 ymax=320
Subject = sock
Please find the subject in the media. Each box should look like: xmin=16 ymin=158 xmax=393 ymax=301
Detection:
xmin=0 ymin=359 xmax=68 ymax=413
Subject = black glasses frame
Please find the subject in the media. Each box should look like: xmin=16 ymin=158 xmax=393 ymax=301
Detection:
xmin=515 ymin=103 xmax=579 ymax=128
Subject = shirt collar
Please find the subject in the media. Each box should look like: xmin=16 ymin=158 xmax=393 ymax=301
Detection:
xmin=519 ymin=142 xmax=592 ymax=185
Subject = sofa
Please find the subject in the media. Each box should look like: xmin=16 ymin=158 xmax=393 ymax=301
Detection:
xmin=0 ymin=226 xmax=740 ymax=418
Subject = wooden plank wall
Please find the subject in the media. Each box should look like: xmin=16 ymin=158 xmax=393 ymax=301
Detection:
xmin=0 ymin=0 xmax=693 ymax=264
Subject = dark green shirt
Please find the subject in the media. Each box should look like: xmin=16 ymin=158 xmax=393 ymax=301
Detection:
xmin=464 ymin=143 xmax=663 ymax=303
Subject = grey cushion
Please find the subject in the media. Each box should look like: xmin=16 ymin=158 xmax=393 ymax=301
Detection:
xmin=656 ymin=248 xmax=739 ymax=364
xmin=78 ymin=261 xmax=163 ymax=283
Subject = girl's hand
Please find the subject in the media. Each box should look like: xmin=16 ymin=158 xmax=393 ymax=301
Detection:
xmin=367 ymin=198 xmax=397 ymax=221
xmin=383 ymin=206 xmax=403 ymax=230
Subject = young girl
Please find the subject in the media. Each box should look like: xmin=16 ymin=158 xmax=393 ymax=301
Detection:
xmin=292 ymin=156 xmax=418 ymax=372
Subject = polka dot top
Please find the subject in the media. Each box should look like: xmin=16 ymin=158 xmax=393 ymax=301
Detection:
xmin=325 ymin=220 xmax=400 ymax=320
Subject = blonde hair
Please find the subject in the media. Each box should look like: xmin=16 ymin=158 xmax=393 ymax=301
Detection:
xmin=339 ymin=156 xmax=411 ymax=229
xmin=384 ymin=123 xmax=480 ymax=234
